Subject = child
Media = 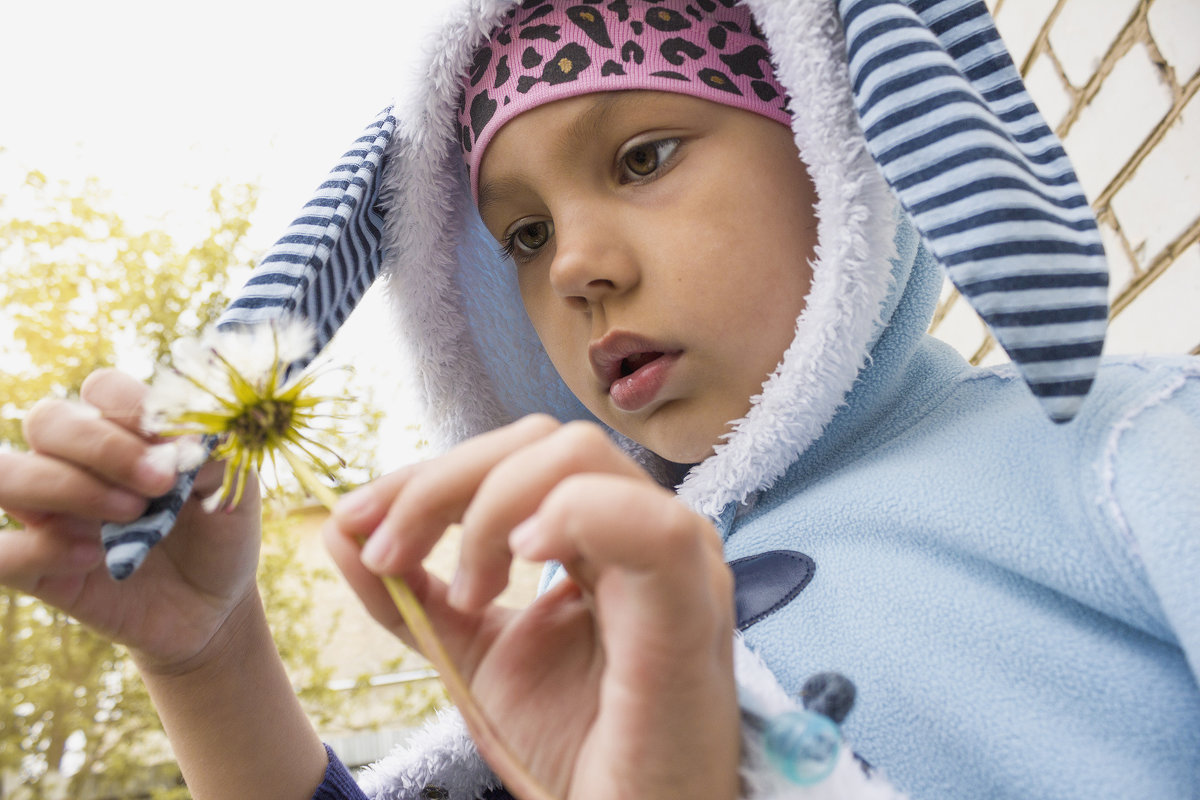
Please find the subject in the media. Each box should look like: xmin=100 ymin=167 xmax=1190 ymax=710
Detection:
xmin=1 ymin=1 xmax=1197 ymax=798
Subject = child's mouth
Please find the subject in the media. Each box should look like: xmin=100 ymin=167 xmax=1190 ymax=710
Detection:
xmin=620 ymin=351 xmax=664 ymax=377
xmin=609 ymin=351 xmax=680 ymax=412
xmin=589 ymin=333 xmax=681 ymax=412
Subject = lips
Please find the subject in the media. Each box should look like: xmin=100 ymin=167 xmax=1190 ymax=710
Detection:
xmin=620 ymin=350 xmax=663 ymax=376
xmin=589 ymin=332 xmax=681 ymax=412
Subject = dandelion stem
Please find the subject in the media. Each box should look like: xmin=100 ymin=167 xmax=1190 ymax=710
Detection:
xmin=277 ymin=447 xmax=341 ymax=511
xmin=277 ymin=448 xmax=558 ymax=800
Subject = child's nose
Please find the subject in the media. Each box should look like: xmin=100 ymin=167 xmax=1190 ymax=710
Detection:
xmin=549 ymin=216 xmax=639 ymax=308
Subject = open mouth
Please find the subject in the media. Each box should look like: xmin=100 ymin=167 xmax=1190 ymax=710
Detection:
xmin=589 ymin=332 xmax=679 ymax=397
xmin=619 ymin=351 xmax=664 ymax=377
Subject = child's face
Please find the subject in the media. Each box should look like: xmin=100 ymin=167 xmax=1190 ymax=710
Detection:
xmin=477 ymin=91 xmax=817 ymax=463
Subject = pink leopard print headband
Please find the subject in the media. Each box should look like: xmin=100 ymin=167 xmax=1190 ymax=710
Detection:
xmin=457 ymin=0 xmax=792 ymax=198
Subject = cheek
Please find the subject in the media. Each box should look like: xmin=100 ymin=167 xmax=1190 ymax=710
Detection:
xmin=519 ymin=280 xmax=587 ymax=381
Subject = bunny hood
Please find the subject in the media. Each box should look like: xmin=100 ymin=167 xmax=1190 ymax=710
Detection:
xmin=227 ymin=0 xmax=1107 ymax=516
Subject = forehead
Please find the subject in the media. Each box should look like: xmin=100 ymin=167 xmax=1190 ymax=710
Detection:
xmin=457 ymin=0 xmax=791 ymax=198
xmin=476 ymin=90 xmax=708 ymax=211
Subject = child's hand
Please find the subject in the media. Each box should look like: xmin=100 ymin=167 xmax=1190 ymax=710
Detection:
xmin=325 ymin=415 xmax=740 ymax=800
xmin=0 ymin=369 xmax=264 ymax=675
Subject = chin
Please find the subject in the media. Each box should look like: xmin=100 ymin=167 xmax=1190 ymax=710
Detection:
xmin=640 ymin=429 xmax=721 ymax=466
xmin=606 ymin=409 xmax=728 ymax=466
xmin=660 ymin=443 xmax=717 ymax=464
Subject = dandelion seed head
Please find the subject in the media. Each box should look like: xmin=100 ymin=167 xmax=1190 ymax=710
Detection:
xmin=143 ymin=318 xmax=338 ymax=511
xmin=201 ymin=490 xmax=226 ymax=515
xmin=213 ymin=319 xmax=316 ymax=383
xmin=174 ymin=438 xmax=209 ymax=472
xmin=143 ymin=370 xmax=217 ymax=433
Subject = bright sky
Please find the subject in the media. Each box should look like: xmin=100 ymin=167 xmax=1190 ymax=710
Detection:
xmin=1 ymin=0 xmax=448 ymax=466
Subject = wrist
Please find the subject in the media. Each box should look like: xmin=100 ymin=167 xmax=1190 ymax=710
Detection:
xmin=133 ymin=586 xmax=329 ymax=799
xmin=131 ymin=586 xmax=265 ymax=680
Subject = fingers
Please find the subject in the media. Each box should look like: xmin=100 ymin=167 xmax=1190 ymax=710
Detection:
xmin=452 ymin=421 xmax=646 ymax=610
xmin=509 ymin=472 xmax=735 ymax=721
xmin=79 ymin=368 xmax=149 ymax=433
xmin=329 ymin=414 xmax=722 ymax=634
xmin=22 ymin=398 xmax=179 ymax=500
xmin=321 ymin=516 xmax=505 ymax=677
xmin=333 ymin=414 xmax=562 ymax=570
xmin=0 ymin=367 xmax=181 ymax=533
xmin=511 ymin=473 xmax=730 ymax=629
xmin=0 ymin=515 xmax=104 ymax=594
xmin=0 ymin=449 xmax=150 ymax=522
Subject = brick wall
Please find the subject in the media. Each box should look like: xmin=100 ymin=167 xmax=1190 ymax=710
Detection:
xmin=930 ymin=0 xmax=1200 ymax=362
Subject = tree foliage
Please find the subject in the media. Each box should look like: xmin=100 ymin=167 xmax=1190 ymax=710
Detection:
xmin=0 ymin=168 xmax=383 ymax=799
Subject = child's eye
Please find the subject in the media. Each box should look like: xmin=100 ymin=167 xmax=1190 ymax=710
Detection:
xmin=618 ymin=138 xmax=680 ymax=182
xmin=498 ymin=219 xmax=554 ymax=262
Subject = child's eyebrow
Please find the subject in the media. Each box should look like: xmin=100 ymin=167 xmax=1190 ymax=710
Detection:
xmin=478 ymin=91 xmax=653 ymax=214
xmin=477 ymin=176 xmax=528 ymax=218
xmin=552 ymin=91 xmax=630 ymax=162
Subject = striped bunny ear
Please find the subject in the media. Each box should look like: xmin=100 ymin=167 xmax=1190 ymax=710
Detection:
xmin=217 ymin=107 xmax=395 ymax=355
xmin=100 ymin=108 xmax=395 ymax=580
xmin=836 ymin=0 xmax=1108 ymax=423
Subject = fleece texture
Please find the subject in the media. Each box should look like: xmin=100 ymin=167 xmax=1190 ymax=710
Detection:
xmin=712 ymin=344 xmax=1200 ymax=798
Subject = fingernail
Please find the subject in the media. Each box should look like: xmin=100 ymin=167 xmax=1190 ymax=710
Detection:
xmin=360 ymin=532 xmax=394 ymax=572
xmin=137 ymin=443 xmax=179 ymax=486
xmin=76 ymin=403 xmax=103 ymax=420
xmin=508 ymin=515 xmax=541 ymax=557
xmin=448 ymin=573 xmax=471 ymax=610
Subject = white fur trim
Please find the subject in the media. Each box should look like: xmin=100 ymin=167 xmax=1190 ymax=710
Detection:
xmin=677 ymin=0 xmax=899 ymax=518
xmin=378 ymin=0 xmax=518 ymax=448
xmin=356 ymin=709 xmax=499 ymax=799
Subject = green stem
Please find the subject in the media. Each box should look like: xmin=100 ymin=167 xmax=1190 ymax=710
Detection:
xmin=279 ymin=448 xmax=557 ymax=800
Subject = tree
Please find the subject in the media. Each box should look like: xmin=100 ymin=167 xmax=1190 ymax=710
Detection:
xmin=0 ymin=166 xmax=385 ymax=799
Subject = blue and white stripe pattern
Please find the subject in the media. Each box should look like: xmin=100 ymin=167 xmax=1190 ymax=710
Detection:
xmin=836 ymin=0 xmax=1108 ymax=423
xmin=101 ymin=108 xmax=395 ymax=580
xmin=219 ymin=107 xmax=395 ymax=354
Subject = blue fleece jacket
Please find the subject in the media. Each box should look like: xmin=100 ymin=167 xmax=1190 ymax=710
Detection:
xmin=717 ymin=333 xmax=1200 ymax=798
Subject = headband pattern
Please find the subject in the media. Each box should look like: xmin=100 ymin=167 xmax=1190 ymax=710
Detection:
xmin=456 ymin=0 xmax=792 ymax=196
xmin=105 ymin=0 xmax=1110 ymax=579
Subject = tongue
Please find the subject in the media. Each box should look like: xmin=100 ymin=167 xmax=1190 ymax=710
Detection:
xmin=621 ymin=352 xmax=663 ymax=376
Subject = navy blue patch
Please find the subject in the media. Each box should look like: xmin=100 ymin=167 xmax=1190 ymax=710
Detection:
xmin=478 ymin=786 xmax=515 ymax=800
xmin=729 ymin=550 xmax=815 ymax=630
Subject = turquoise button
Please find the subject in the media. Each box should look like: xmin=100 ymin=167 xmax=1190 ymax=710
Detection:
xmin=765 ymin=710 xmax=841 ymax=785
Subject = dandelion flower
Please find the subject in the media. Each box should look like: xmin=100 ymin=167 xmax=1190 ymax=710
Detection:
xmin=143 ymin=318 xmax=339 ymax=512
